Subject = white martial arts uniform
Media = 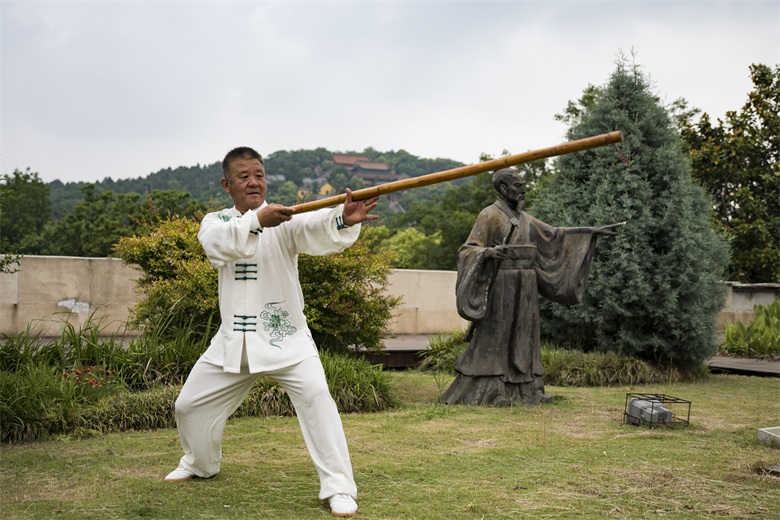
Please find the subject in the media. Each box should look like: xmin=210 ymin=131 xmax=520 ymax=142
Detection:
xmin=173 ymin=202 xmax=360 ymax=500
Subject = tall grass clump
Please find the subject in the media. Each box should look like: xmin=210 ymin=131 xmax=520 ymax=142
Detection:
xmin=72 ymin=385 xmax=182 ymax=436
xmin=541 ymin=347 xmax=703 ymax=386
xmin=416 ymin=330 xmax=701 ymax=386
xmin=0 ymin=312 xmax=128 ymax=371
xmin=0 ymin=363 xmax=124 ymax=443
xmin=319 ymin=350 xmax=397 ymax=412
xmin=117 ymin=313 xmax=217 ymax=390
xmin=418 ymin=329 xmax=468 ymax=373
xmin=1 ymin=315 xmax=396 ymax=443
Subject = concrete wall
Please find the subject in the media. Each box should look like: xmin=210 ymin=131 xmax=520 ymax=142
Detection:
xmin=0 ymin=256 xmax=141 ymax=337
xmin=717 ymin=282 xmax=780 ymax=328
xmin=1 ymin=256 xmax=777 ymax=338
xmin=385 ymin=269 xmax=467 ymax=334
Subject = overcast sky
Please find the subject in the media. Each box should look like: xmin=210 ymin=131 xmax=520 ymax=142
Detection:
xmin=2 ymin=1 xmax=778 ymax=184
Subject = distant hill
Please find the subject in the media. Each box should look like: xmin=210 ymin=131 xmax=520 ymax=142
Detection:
xmin=47 ymin=148 xmax=465 ymax=218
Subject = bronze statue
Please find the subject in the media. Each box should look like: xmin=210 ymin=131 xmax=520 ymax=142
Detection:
xmin=442 ymin=168 xmax=623 ymax=406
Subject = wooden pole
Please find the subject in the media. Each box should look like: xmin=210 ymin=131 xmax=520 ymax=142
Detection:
xmin=290 ymin=130 xmax=623 ymax=214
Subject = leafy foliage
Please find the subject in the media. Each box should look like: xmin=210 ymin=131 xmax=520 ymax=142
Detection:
xmin=0 ymin=169 xmax=51 ymax=250
xmin=532 ymin=55 xmax=729 ymax=368
xmin=11 ymin=182 xmax=207 ymax=257
xmin=114 ymin=215 xmax=219 ymax=344
xmin=722 ymin=300 xmax=780 ymax=360
xmin=0 ymin=174 xmax=22 ymax=273
xmin=678 ymin=64 xmax=780 ymax=283
xmin=46 ymin=162 xmax=228 ymax=219
xmin=264 ymin=148 xmax=333 ymax=187
xmin=378 ymin=227 xmax=442 ymax=269
xmin=299 ymin=225 xmax=401 ymax=353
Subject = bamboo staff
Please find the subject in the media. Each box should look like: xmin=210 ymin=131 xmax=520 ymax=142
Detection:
xmin=290 ymin=130 xmax=623 ymax=214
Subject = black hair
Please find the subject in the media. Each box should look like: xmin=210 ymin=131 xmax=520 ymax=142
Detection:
xmin=222 ymin=147 xmax=264 ymax=178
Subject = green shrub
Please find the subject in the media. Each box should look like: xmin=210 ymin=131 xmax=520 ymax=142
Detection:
xmin=114 ymin=216 xmax=219 ymax=345
xmin=76 ymin=352 xmax=396 ymax=436
xmin=722 ymin=300 xmax=780 ymax=359
xmin=300 ymin=226 xmax=401 ymax=353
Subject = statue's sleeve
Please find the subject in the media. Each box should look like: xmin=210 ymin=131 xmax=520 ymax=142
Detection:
xmin=455 ymin=210 xmax=502 ymax=321
xmin=533 ymin=217 xmax=600 ymax=307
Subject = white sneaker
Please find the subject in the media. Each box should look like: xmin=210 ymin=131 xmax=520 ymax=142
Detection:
xmin=164 ymin=464 xmax=195 ymax=482
xmin=329 ymin=493 xmax=358 ymax=517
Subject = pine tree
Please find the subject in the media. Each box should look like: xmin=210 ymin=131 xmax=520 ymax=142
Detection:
xmin=530 ymin=57 xmax=730 ymax=367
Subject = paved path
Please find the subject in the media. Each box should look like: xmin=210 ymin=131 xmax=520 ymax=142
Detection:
xmin=382 ymin=335 xmax=432 ymax=351
xmin=381 ymin=335 xmax=780 ymax=377
xmin=707 ymin=356 xmax=780 ymax=377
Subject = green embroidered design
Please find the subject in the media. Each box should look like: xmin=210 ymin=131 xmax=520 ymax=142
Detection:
xmin=260 ymin=301 xmax=296 ymax=348
xmin=217 ymin=211 xmax=232 ymax=222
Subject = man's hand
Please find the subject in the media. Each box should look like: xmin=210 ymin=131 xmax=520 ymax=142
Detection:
xmin=342 ymin=188 xmax=380 ymax=226
xmin=256 ymin=204 xmax=295 ymax=228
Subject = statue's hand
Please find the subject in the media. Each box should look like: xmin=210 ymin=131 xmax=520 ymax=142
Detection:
xmin=595 ymin=221 xmax=627 ymax=236
xmin=486 ymin=244 xmax=510 ymax=260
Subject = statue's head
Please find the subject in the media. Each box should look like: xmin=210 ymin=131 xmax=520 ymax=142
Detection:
xmin=493 ymin=168 xmax=525 ymax=210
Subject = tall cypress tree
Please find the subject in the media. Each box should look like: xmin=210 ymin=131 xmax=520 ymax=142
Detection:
xmin=531 ymin=57 xmax=729 ymax=367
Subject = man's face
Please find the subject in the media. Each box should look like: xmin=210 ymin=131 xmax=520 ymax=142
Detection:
xmin=502 ymin=173 xmax=526 ymax=208
xmin=221 ymin=157 xmax=266 ymax=213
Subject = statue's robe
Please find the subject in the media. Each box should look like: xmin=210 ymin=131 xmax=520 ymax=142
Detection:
xmin=441 ymin=199 xmax=600 ymax=406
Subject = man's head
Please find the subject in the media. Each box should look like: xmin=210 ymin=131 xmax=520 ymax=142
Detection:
xmin=221 ymin=147 xmax=266 ymax=213
xmin=493 ymin=168 xmax=525 ymax=210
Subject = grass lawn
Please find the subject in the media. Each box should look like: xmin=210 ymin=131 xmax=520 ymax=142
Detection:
xmin=1 ymin=371 xmax=779 ymax=519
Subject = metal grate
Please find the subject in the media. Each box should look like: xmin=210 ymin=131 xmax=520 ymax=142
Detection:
xmin=624 ymin=393 xmax=691 ymax=428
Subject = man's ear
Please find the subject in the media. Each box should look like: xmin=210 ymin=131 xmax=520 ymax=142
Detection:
xmin=220 ymin=177 xmax=230 ymax=193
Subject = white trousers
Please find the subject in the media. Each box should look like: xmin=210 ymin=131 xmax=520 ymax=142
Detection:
xmin=173 ymin=353 xmax=357 ymax=500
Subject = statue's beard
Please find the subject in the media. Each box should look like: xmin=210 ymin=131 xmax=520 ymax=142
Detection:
xmin=506 ymin=197 xmax=525 ymax=211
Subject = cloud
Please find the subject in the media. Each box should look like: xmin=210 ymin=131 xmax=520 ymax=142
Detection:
xmin=2 ymin=1 xmax=777 ymax=183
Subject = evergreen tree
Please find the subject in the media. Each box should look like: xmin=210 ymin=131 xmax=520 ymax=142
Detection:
xmin=532 ymin=57 xmax=729 ymax=368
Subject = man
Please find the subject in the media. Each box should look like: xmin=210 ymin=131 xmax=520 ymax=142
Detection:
xmin=164 ymin=146 xmax=378 ymax=518
xmin=442 ymin=168 xmax=621 ymax=406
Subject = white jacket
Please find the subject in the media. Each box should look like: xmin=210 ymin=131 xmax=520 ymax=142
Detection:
xmin=197 ymin=202 xmax=361 ymax=373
